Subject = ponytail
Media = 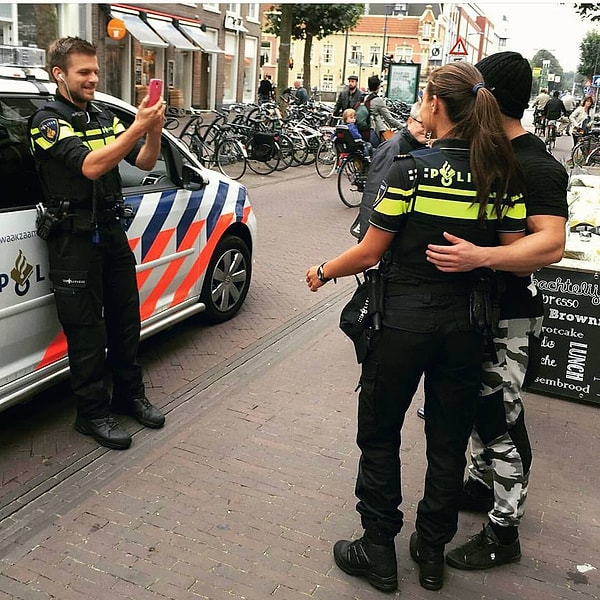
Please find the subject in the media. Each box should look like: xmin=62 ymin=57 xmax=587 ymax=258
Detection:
xmin=425 ymin=62 xmax=521 ymax=220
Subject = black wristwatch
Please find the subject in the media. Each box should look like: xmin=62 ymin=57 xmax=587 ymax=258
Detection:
xmin=317 ymin=262 xmax=331 ymax=283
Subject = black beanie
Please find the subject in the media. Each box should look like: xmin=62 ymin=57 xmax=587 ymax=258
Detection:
xmin=475 ymin=51 xmax=532 ymax=119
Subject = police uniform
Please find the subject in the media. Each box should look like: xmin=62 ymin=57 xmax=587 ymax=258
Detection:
xmin=30 ymin=93 xmax=146 ymax=421
xmin=356 ymin=140 xmax=526 ymax=548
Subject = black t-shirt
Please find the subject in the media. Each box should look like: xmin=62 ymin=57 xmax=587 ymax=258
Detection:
xmin=370 ymin=140 xmax=526 ymax=287
xmin=501 ymin=132 xmax=568 ymax=318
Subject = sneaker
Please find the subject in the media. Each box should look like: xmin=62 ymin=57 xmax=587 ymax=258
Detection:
xmin=112 ymin=396 xmax=165 ymax=428
xmin=333 ymin=535 xmax=398 ymax=593
xmin=458 ymin=478 xmax=494 ymax=513
xmin=409 ymin=531 xmax=444 ymax=590
xmin=446 ymin=523 xmax=521 ymax=570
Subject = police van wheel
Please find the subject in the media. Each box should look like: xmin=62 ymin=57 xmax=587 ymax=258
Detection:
xmin=200 ymin=235 xmax=252 ymax=323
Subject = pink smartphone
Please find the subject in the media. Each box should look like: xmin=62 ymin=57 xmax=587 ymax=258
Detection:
xmin=147 ymin=78 xmax=163 ymax=106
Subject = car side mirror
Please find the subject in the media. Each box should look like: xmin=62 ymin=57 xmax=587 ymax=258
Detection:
xmin=182 ymin=163 xmax=207 ymax=191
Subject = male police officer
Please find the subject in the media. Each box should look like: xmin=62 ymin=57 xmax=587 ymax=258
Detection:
xmin=30 ymin=37 xmax=166 ymax=450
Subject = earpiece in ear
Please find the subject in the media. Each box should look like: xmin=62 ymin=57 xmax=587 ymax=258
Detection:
xmin=58 ymin=73 xmax=66 ymax=82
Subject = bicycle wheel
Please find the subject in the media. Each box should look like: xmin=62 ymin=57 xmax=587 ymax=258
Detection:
xmin=286 ymin=131 xmax=310 ymax=166
xmin=216 ymin=139 xmax=247 ymax=180
xmin=337 ymin=156 xmax=367 ymax=208
xmin=276 ymin=133 xmax=295 ymax=171
xmin=584 ymin=145 xmax=600 ymax=166
xmin=315 ymin=140 xmax=338 ymax=178
xmin=545 ymin=126 xmax=556 ymax=151
xmin=571 ymin=139 xmax=592 ymax=166
xmin=247 ymin=140 xmax=280 ymax=175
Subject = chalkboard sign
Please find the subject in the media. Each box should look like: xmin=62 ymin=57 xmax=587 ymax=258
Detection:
xmin=529 ymin=265 xmax=600 ymax=404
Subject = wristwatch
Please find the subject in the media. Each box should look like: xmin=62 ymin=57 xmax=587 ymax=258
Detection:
xmin=317 ymin=262 xmax=331 ymax=283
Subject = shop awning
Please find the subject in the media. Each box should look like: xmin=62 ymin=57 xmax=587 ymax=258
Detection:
xmin=147 ymin=17 xmax=198 ymax=51
xmin=178 ymin=24 xmax=224 ymax=54
xmin=113 ymin=11 xmax=168 ymax=48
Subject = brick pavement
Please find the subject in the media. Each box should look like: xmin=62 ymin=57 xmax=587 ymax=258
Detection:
xmin=0 ymin=288 xmax=599 ymax=599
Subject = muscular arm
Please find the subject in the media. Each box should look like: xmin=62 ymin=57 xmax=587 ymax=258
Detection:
xmin=425 ymin=214 xmax=566 ymax=273
xmin=306 ymin=226 xmax=394 ymax=291
xmin=81 ymin=96 xmax=164 ymax=180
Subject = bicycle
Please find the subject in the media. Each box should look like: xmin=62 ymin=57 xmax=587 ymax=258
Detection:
xmin=335 ymin=126 xmax=370 ymax=208
xmin=315 ymin=127 xmax=338 ymax=178
xmin=533 ymin=109 xmax=546 ymax=137
xmin=569 ymin=128 xmax=600 ymax=167
xmin=545 ymin=119 xmax=557 ymax=152
xmin=215 ymin=122 xmax=281 ymax=179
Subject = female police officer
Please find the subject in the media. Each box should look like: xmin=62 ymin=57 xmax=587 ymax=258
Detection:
xmin=306 ymin=62 xmax=526 ymax=593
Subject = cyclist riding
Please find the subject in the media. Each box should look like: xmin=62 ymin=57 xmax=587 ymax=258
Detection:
xmin=543 ymin=90 xmax=568 ymax=136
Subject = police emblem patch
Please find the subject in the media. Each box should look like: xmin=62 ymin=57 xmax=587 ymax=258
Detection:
xmin=39 ymin=118 xmax=59 ymax=144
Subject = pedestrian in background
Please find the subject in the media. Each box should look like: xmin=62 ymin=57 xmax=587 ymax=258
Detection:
xmin=425 ymin=51 xmax=568 ymax=571
xmin=570 ymin=95 xmax=595 ymax=144
xmin=292 ymin=80 xmax=309 ymax=105
xmin=366 ymin=75 xmax=404 ymax=144
xmin=333 ymin=74 xmax=363 ymax=116
xmin=352 ymin=101 xmax=428 ymax=241
xmin=29 ymin=37 xmax=166 ymax=450
xmin=306 ymin=61 xmax=526 ymax=593
xmin=257 ymin=74 xmax=273 ymax=104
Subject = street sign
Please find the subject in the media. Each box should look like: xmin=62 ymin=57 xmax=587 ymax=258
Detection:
xmin=449 ymin=36 xmax=468 ymax=56
xmin=584 ymin=86 xmax=593 ymax=95
xmin=429 ymin=45 xmax=442 ymax=60
xmin=593 ymin=75 xmax=600 ymax=87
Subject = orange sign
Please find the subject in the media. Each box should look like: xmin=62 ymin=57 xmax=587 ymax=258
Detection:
xmin=107 ymin=18 xmax=127 ymax=41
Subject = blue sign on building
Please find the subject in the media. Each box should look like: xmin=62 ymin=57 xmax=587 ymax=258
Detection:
xmin=592 ymin=74 xmax=600 ymax=87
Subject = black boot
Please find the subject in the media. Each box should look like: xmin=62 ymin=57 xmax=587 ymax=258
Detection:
xmin=74 ymin=416 xmax=132 ymax=450
xmin=409 ymin=531 xmax=444 ymax=591
xmin=112 ymin=396 xmax=165 ymax=428
xmin=458 ymin=478 xmax=494 ymax=513
xmin=333 ymin=531 xmax=398 ymax=593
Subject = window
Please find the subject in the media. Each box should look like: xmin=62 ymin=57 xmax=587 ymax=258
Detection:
xmin=369 ymin=45 xmax=380 ymax=66
xmin=350 ymin=45 xmax=362 ymax=64
xmin=226 ymin=3 xmax=240 ymax=14
xmin=394 ymin=45 xmax=413 ymax=63
xmin=0 ymin=96 xmax=45 ymax=209
xmin=246 ymin=3 xmax=259 ymax=21
xmin=321 ymin=74 xmax=334 ymax=92
xmin=202 ymin=3 xmax=220 ymax=12
xmin=422 ymin=22 xmax=432 ymax=39
xmin=261 ymin=41 xmax=272 ymax=66
xmin=322 ymin=44 xmax=333 ymax=65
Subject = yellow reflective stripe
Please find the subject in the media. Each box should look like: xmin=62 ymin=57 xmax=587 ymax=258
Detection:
xmin=419 ymin=183 xmax=478 ymax=198
xmin=375 ymin=185 xmax=414 ymax=216
xmin=414 ymin=195 xmax=486 ymax=219
xmin=113 ymin=116 xmax=126 ymax=135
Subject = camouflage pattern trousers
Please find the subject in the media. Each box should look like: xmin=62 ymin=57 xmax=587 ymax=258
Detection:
xmin=468 ymin=315 xmax=544 ymax=529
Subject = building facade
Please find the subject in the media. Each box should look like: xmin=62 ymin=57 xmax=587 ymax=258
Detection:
xmin=260 ymin=3 xmax=504 ymax=99
xmin=10 ymin=3 xmax=262 ymax=111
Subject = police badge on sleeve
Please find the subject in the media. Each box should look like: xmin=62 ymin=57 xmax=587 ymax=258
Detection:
xmin=39 ymin=118 xmax=60 ymax=145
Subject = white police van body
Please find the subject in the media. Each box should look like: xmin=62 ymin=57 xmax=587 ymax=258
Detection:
xmin=0 ymin=68 xmax=256 ymax=412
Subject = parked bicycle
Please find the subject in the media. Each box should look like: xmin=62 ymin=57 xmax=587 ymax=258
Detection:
xmin=569 ymin=128 xmax=600 ymax=167
xmin=334 ymin=125 xmax=370 ymax=208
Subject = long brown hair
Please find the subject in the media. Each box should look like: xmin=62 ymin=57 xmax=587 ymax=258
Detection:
xmin=425 ymin=62 xmax=520 ymax=220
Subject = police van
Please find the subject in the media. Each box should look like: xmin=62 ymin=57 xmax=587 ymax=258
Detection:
xmin=0 ymin=65 xmax=257 ymax=413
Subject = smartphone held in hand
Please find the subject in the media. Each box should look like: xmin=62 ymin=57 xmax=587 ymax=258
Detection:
xmin=147 ymin=78 xmax=163 ymax=106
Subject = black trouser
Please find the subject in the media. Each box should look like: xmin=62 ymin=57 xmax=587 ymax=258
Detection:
xmin=354 ymin=289 xmax=483 ymax=548
xmin=47 ymin=218 xmax=144 ymax=419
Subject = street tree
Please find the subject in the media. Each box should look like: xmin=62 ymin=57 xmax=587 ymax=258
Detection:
xmin=530 ymin=50 xmax=564 ymax=94
xmin=264 ymin=4 xmax=363 ymax=93
xmin=574 ymin=3 xmax=600 ymax=21
xmin=578 ymin=31 xmax=600 ymax=81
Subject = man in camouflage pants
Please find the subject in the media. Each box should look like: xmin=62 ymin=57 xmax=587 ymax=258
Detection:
xmin=424 ymin=52 xmax=568 ymax=569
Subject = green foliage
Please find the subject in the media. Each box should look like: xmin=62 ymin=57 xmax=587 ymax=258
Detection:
xmin=575 ymin=3 xmax=600 ymax=21
xmin=264 ymin=4 xmax=364 ymax=40
xmin=578 ymin=31 xmax=600 ymax=79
